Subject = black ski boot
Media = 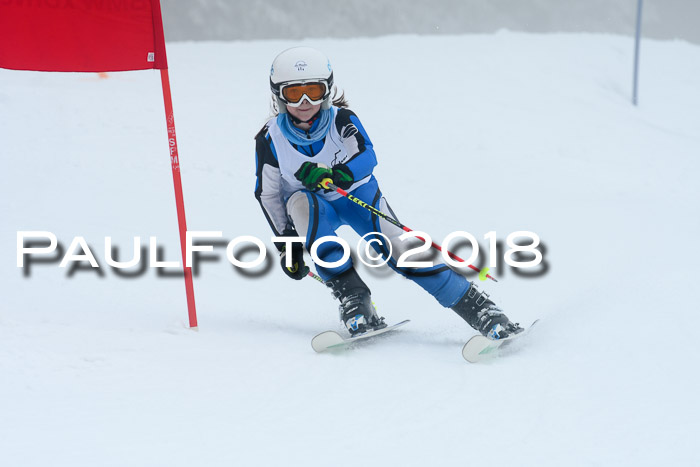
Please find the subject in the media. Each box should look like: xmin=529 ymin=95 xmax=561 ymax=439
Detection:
xmin=325 ymin=268 xmax=386 ymax=336
xmin=451 ymin=283 xmax=523 ymax=339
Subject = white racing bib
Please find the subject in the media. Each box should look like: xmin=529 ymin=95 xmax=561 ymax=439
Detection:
xmin=267 ymin=107 xmax=371 ymax=201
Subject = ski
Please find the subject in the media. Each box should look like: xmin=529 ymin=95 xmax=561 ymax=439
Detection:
xmin=311 ymin=320 xmax=410 ymax=353
xmin=462 ymin=319 xmax=539 ymax=363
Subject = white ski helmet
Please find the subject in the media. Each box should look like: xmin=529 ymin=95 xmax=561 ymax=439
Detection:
xmin=269 ymin=46 xmax=334 ymax=113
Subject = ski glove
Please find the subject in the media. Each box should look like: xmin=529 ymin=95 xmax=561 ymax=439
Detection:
xmin=294 ymin=162 xmax=354 ymax=191
xmin=279 ymin=241 xmax=309 ymax=280
xmin=330 ymin=164 xmax=354 ymax=190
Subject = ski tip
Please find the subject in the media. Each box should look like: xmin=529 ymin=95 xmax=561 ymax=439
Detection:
xmin=461 ymin=318 xmax=540 ymax=363
xmin=310 ymin=320 xmax=411 ymax=353
xmin=311 ymin=330 xmax=345 ymax=353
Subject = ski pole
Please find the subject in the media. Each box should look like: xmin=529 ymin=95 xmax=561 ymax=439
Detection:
xmin=319 ymin=178 xmax=497 ymax=282
xmin=307 ymin=270 xmax=325 ymax=284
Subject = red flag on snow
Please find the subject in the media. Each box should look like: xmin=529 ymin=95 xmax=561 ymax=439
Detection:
xmin=0 ymin=1 xmax=198 ymax=328
xmin=0 ymin=0 xmax=167 ymax=72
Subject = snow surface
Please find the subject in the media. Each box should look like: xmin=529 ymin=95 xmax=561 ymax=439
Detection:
xmin=1 ymin=32 xmax=699 ymax=466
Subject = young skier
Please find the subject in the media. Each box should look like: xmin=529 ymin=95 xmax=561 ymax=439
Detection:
xmin=254 ymin=46 xmax=522 ymax=339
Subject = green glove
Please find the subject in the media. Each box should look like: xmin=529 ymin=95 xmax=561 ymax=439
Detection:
xmin=294 ymin=162 xmax=355 ymax=191
xmin=295 ymin=162 xmax=333 ymax=191
xmin=331 ymin=164 xmax=354 ymax=190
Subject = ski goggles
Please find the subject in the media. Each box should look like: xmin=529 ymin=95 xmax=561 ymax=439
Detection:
xmin=279 ymin=81 xmax=329 ymax=107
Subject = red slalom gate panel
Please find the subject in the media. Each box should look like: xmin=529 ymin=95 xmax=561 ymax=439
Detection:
xmin=0 ymin=0 xmax=167 ymax=72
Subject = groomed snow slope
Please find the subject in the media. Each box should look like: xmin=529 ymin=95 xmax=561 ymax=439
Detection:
xmin=1 ymin=32 xmax=699 ymax=466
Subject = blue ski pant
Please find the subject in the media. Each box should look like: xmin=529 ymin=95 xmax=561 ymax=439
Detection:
xmin=285 ymin=177 xmax=469 ymax=308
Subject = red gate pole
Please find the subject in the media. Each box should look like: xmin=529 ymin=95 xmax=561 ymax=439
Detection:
xmin=160 ymin=68 xmax=198 ymax=329
xmin=151 ymin=1 xmax=198 ymax=328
